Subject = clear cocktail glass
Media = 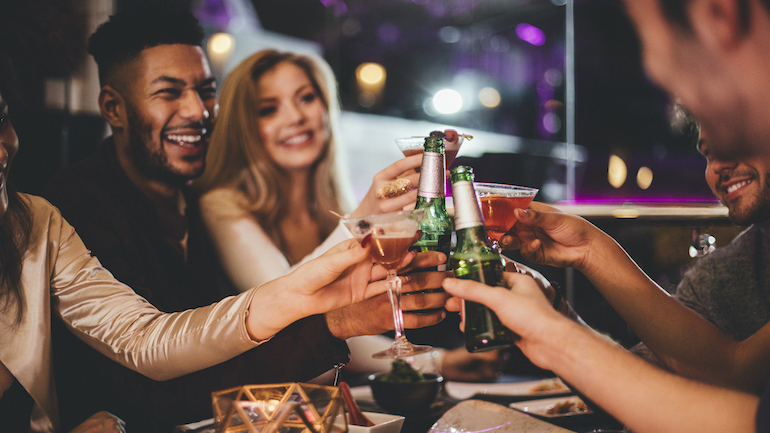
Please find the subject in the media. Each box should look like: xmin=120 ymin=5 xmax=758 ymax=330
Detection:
xmin=342 ymin=208 xmax=431 ymax=359
xmin=395 ymin=134 xmax=466 ymax=169
xmin=474 ymin=182 xmax=539 ymax=251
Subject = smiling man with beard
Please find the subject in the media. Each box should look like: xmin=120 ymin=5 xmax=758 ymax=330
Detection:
xmin=38 ymin=5 xmax=448 ymax=433
xmin=630 ymin=120 xmax=770 ymax=374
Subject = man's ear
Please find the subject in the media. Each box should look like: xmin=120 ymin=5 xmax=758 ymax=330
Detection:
xmin=98 ymin=85 xmax=125 ymax=129
xmin=688 ymin=0 xmax=748 ymax=52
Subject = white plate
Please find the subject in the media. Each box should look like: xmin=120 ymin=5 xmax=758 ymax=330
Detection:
xmin=510 ymin=396 xmax=593 ymax=418
xmin=429 ymin=399 xmax=576 ymax=433
xmin=444 ymin=378 xmax=570 ymax=400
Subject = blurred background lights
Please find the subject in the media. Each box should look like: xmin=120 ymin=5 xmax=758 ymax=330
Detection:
xmin=542 ymin=112 xmax=561 ymax=133
xmin=608 ymin=154 xmax=627 ymax=188
xmin=478 ymin=87 xmax=501 ymax=108
xmin=637 ymin=166 xmax=653 ymax=190
xmin=433 ymin=89 xmax=463 ymax=114
xmin=358 ymin=91 xmax=376 ymax=108
xmin=208 ymin=32 xmax=234 ymax=55
xmin=439 ymin=26 xmax=461 ymax=43
xmin=356 ymin=62 xmax=386 ymax=108
xmin=377 ymin=22 xmax=399 ymax=42
xmin=357 ymin=63 xmax=386 ymax=85
xmin=489 ymin=35 xmax=510 ymax=52
xmin=515 ymin=23 xmax=546 ymax=46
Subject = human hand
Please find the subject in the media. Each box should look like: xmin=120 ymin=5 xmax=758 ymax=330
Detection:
xmin=442 ymin=272 xmax=567 ymax=369
xmin=69 ymin=411 xmax=126 ymax=433
xmin=247 ymin=238 xmax=389 ymax=340
xmin=498 ymin=202 xmax=601 ymax=272
xmin=351 ymin=153 xmax=422 ymax=218
xmin=509 ymin=260 xmax=567 ymax=314
xmin=440 ymin=348 xmax=505 ymax=382
xmin=326 ymin=264 xmax=450 ymax=339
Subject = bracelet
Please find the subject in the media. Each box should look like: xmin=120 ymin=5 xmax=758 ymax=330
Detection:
xmin=551 ymin=282 xmax=564 ymax=309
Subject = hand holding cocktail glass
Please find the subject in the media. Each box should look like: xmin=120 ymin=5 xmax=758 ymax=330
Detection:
xmin=395 ymin=129 xmax=471 ymax=173
xmin=342 ymin=209 xmax=434 ymax=358
xmin=475 ymin=182 xmax=539 ymax=252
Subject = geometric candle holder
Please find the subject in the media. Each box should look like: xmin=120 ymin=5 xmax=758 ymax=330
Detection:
xmin=212 ymin=383 xmax=348 ymax=433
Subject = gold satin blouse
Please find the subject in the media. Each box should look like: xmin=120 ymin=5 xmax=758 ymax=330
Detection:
xmin=0 ymin=194 xmax=261 ymax=432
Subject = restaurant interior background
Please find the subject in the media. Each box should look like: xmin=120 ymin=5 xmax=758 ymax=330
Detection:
xmin=5 ymin=0 xmax=743 ymax=349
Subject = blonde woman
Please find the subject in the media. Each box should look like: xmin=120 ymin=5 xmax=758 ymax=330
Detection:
xmin=195 ymin=50 xmax=501 ymax=381
xmin=195 ymin=49 xmax=421 ymax=288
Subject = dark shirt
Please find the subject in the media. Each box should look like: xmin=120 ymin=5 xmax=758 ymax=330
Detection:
xmin=758 ymin=380 xmax=770 ymax=433
xmin=42 ymin=138 xmax=349 ymax=432
xmin=0 ymin=379 xmax=34 ymax=432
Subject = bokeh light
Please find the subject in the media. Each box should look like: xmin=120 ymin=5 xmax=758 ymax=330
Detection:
xmin=357 ymin=63 xmax=386 ymax=85
xmin=432 ymin=89 xmax=463 ymax=114
xmin=515 ymin=23 xmax=546 ymax=46
xmin=608 ymin=154 xmax=627 ymax=188
xmin=208 ymin=32 xmax=234 ymax=55
xmin=478 ymin=87 xmax=501 ymax=108
xmin=637 ymin=166 xmax=653 ymax=189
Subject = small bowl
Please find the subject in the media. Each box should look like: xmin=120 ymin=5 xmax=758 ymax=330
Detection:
xmin=336 ymin=411 xmax=405 ymax=433
xmin=368 ymin=373 xmax=444 ymax=415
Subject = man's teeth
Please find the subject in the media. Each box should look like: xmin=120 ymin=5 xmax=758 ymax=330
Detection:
xmin=166 ymin=134 xmax=202 ymax=144
xmin=727 ymin=179 xmax=752 ymax=194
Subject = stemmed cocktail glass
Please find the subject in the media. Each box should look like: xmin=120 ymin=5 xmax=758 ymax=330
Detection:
xmin=342 ymin=209 xmax=431 ymax=359
xmin=395 ymin=133 xmax=468 ymax=169
xmin=474 ymin=183 xmax=539 ymax=251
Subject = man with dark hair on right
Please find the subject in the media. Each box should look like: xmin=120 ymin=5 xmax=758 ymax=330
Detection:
xmin=437 ymin=1 xmax=770 ymax=432
xmin=42 ymin=5 xmax=447 ymax=432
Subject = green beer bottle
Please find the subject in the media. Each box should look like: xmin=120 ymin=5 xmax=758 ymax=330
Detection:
xmin=449 ymin=166 xmax=517 ymax=352
xmin=411 ymin=130 xmax=454 ymax=271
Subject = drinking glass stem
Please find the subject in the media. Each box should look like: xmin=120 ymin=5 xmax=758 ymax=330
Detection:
xmin=386 ymin=271 xmax=407 ymax=344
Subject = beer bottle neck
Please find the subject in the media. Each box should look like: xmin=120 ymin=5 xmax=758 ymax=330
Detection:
xmin=417 ymin=150 xmax=446 ymax=199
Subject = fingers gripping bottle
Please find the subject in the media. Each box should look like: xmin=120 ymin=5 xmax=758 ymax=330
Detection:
xmin=449 ymin=166 xmax=517 ymax=352
xmin=410 ymin=130 xmax=454 ymax=271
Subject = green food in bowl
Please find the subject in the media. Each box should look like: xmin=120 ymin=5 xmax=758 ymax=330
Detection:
xmin=375 ymin=360 xmax=425 ymax=383
xmin=368 ymin=361 xmax=444 ymax=415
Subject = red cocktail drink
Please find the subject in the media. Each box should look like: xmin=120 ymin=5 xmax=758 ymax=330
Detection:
xmin=475 ymin=183 xmax=539 ymax=242
xmin=370 ymin=236 xmax=416 ymax=270
xmin=480 ymin=194 xmax=537 ymax=240
xmin=342 ymin=209 xmax=431 ymax=358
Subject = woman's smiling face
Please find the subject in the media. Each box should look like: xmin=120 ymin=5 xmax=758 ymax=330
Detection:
xmin=255 ymin=61 xmax=329 ymax=172
xmin=0 ymin=90 xmax=19 ymax=217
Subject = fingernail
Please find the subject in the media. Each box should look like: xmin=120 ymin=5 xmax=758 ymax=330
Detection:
xmin=361 ymin=233 xmax=372 ymax=249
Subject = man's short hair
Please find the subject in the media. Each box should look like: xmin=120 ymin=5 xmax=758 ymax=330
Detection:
xmin=88 ymin=4 xmax=205 ymax=86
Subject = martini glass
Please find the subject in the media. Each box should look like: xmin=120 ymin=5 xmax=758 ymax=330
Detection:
xmin=474 ymin=182 xmax=539 ymax=251
xmin=342 ymin=208 xmax=431 ymax=359
xmin=395 ymin=134 xmax=467 ymax=169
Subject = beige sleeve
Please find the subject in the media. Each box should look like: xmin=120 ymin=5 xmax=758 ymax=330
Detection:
xmin=38 ymin=196 xmax=262 ymax=381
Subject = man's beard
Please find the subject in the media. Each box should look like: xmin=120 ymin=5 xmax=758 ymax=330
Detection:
xmin=125 ymin=106 xmax=205 ymax=187
xmin=725 ymin=173 xmax=770 ymax=226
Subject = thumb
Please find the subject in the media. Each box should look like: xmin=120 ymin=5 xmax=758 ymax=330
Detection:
xmin=295 ymin=239 xmax=371 ymax=286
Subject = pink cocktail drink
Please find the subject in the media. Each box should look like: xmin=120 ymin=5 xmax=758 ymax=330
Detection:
xmin=342 ymin=209 xmax=431 ymax=358
xmin=475 ymin=183 xmax=539 ymax=241
xmin=480 ymin=195 xmax=537 ymax=240
xmin=369 ymin=235 xmax=416 ymax=270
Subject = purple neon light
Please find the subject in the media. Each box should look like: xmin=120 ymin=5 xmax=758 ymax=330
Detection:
xmin=515 ymin=23 xmax=545 ymax=46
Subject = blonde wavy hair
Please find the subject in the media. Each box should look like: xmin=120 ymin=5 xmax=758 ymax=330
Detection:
xmin=194 ymin=49 xmax=353 ymax=260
